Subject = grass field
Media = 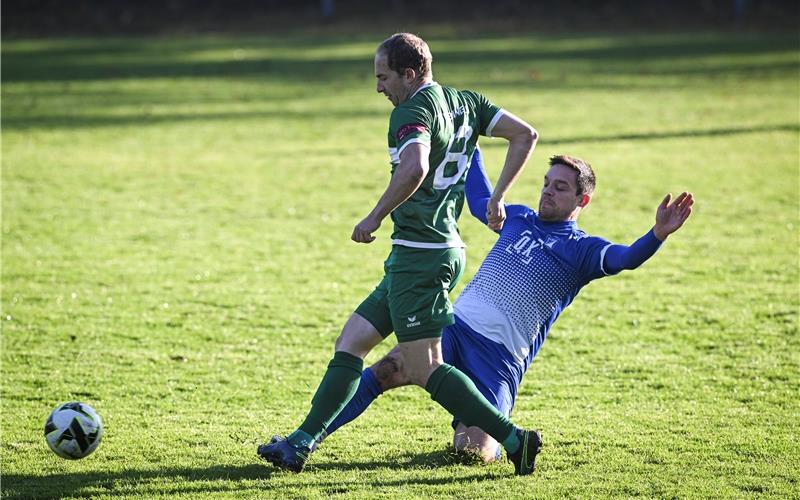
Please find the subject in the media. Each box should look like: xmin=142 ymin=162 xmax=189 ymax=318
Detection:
xmin=2 ymin=28 xmax=799 ymax=498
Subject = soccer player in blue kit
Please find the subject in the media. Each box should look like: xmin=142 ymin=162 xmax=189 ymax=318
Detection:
xmin=317 ymin=148 xmax=694 ymax=464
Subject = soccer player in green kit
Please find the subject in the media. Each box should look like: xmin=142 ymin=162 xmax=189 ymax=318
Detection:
xmin=259 ymin=33 xmax=541 ymax=475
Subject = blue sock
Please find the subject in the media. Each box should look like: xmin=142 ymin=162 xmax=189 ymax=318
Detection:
xmin=324 ymin=368 xmax=383 ymax=436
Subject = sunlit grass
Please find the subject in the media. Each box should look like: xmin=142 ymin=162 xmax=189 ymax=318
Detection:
xmin=2 ymin=29 xmax=798 ymax=498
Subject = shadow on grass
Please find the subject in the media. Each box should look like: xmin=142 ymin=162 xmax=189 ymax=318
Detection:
xmin=1 ymin=464 xmax=272 ymax=499
xmin=545 ymin=123 xmax=800 ymax=145
xmin=1 ymin=448 xmax=502 ymax=498
xmin=2 ymin=32 xmax=796 ymax=84
xmin=2 ymin=32 xmax=796 ymax=135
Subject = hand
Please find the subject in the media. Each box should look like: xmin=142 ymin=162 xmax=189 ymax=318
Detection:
xmin=352 ymin=214 xmax=381 ymax=243
xmin=486 ymin=197 xmax=507 ymax=231
xmin=653 ymin=192 xmax=694 ymax=241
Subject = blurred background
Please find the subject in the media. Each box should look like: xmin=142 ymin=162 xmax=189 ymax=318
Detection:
xmin=4 ymin=0 xmax=799 ymax=36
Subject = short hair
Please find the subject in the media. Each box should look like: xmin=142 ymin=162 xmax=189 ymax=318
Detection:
xmin=377 ymin=33 xmax=432 ymax=79
xmin=549 ymin=155 xmax=596 ymax=195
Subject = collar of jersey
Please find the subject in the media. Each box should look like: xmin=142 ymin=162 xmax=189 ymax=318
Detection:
xmin=410 ymin=81 xmax=438 ymax=100
xmin=525 ymin=210 xmax=577 ymax=234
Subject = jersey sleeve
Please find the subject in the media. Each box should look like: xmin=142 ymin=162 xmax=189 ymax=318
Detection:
xmin=602 ymin=230 xmax=664 ymax=274
xmin=580 ymin=229 xmax=665 ymax=282
xmin=388 ymin=104 xmax=433 ymax=158
xmin=466 ymin=147 xmax=531 ymax=231
xmin=465 ymin=147 xmax=492 ymax=224
xmin=462 ymin=90 xmax=504 ymax=137
xmin=577 ymin=236 xmax=617 ymax=282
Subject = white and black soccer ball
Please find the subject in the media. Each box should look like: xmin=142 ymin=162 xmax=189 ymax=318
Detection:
xmin=44 ymin=402 xmax=104 ymax=459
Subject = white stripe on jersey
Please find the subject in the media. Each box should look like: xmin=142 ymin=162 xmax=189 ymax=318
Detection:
xmin=397 ymin=138 xmax=431 ymax=158
xmin=599 ymin=243 xmax=613 ymax=276
xmin=485 ymin=109 xmax=506 ymax=137
xmin=392 ymin=238 xmax=465 ymax=249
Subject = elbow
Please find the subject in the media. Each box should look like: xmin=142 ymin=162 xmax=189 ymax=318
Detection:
xmin=513 ymin=126 xmax=538 ymax=151
xmin=526 ymin=126 xmax=539 ymax=147
xmin=408 ymin=164 xmax=427 ymax=184
xmin=399 ymin=162 xmax=427 ymax=185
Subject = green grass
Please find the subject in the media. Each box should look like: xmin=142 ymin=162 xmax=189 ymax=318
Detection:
xmin=2 ymin=29 xmax=799 ymax=498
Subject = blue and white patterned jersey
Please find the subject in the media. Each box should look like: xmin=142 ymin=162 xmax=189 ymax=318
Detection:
xmin=454 ymin=205 xmax=616 ymax=364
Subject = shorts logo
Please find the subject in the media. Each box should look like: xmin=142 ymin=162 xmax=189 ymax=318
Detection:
xmin=396 ymin=123 xmax=428 ymax=142
xmin=406 ymin=315 xmax=421 ymax=328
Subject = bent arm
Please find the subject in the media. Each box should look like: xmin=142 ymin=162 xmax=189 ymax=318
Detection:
xmin=484 ymin=112 xmax=538 ymax=230
xmin=372 ymin=143 xmax=430 ymax=220
xmin=489 ymin=112 xmax=538 ymax=201
xmin=351 ymin=143 xmax=430 ymax=243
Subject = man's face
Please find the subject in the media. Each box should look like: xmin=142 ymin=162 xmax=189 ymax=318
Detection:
xmin=374 ymin=52 xmax=411 ymax=107
xmin=538 ymin=164 xmax=588 ymax=221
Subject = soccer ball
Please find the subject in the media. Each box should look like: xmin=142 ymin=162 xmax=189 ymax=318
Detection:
xmin=44 ymin=402 xmax=104 ymax=459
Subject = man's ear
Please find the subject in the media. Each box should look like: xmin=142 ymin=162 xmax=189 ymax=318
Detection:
xmin=403 ymin=67 xmax=417 ymax=82
xmin=578 ymin=193 xmax=592 ymax=208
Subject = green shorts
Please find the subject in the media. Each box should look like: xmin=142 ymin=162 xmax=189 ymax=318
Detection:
xmin=355 ymin=245 xmax=465 ymax=343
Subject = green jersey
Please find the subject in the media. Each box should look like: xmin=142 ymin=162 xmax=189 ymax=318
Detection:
xmin=387 ymin=82 xmax=504 ymax=248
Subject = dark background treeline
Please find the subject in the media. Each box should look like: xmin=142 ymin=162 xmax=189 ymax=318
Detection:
xmin=3 ymin=0 xmax=799 ymax=36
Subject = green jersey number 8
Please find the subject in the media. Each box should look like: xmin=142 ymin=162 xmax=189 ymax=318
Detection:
xmin=433 ymin=122 xmax=474 ymax=190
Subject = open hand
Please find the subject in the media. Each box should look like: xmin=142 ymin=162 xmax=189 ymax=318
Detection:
xmin=653 ymin=192 xmax=694 ymax=240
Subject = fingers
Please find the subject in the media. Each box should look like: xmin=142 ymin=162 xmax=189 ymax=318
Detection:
xmin=672 ymin=192 xmax=689 ymax=206
xmin=661 ymin=191 xmax=694 ymax=214
xmin=659 ymin=193 xmax=672 ymax=210
xmin=486 ymin=200 xmax=506 ymax=231
xmin=351 ymin=226 xmax=376 ymax=243
xmin=677 ymin=192 xmax=694 ymax=221
xmin=487 ymin=220 xmax=505 ymax=231
xmin=351 ymin=232 xmax=376 ymax=243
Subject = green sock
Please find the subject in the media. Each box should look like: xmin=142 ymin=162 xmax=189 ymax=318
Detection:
xmin=426 ymin=363 xmax=516 ymax=447
xmin=501 ymin=428 xmax=521 ymax=453
xmin=290 ymin=351 xmax=363 ymax=448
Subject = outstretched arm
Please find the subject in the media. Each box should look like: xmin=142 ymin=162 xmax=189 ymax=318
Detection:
xmin=604 ymin=192 xmax=694 ymax=273
xmin=482 ymin=112 xmax=537 ymax=231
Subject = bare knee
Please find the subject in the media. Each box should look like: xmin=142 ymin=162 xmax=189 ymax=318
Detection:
xmin=453 ymin=424 xmax=500 ymax=463
xmin=334 ymin=313 xmax=384 ymax=358
xmin=397 ymin=337 xmax=444 ymax=387
xmin=370 ymin=346 xmax=411 ymax=390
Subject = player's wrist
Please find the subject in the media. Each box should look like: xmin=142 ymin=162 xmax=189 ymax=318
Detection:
xmin=489 ymin=193 xmax=505 ymax=204
xmin=652 ymin=225 xmax=669 ymax=241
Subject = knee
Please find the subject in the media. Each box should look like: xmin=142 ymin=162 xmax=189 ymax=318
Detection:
xmin=372 ymin=350 xmax=411 ymax=390
xmin=334 ymin=314 xmax=382 ymax=358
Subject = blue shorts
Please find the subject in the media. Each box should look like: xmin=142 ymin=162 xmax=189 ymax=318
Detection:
xmin=441 ymin=316 xmax=526 ymax=429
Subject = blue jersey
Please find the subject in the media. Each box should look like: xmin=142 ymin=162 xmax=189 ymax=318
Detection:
xmin=455 ymin=147 xmax=662 ymax=365
xmin=455 ymin=205 xmax=615 ymax=364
